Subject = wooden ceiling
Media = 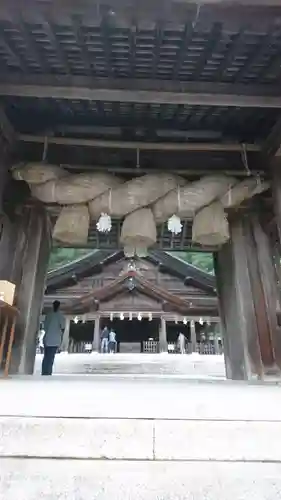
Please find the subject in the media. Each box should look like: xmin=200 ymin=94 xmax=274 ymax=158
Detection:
xmin=0 ymin=0 xmax=280 ymax=173
xmin=0 ymin=0 xmax=279 ymax=250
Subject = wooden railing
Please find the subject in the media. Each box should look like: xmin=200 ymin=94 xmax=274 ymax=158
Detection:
xmin=64 ymin=340 xmax=223 ymax=355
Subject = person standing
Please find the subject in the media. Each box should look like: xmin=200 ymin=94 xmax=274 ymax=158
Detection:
xmin=38 ymin=326 xmax=45 ymax=354
xmin=42 ymin=300 xmax=65 ymax=376
xmin=100 ymin=326 xmax=109 ymax=353
xmin=177 ymin=332 xmax=186 ymax=354
xmin=109 ymin=328 xmax=117 ymax=353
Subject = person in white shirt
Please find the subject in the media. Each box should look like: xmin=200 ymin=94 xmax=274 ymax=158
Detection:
xmin=38 ymin=328 xmax=45 ymax=354
xmin=108 ymin=329 xmax=117 ymax=353
xmin=177 ymin=332 xmax=186 ymax=354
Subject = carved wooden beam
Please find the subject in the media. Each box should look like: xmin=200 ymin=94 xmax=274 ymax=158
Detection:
xmin=18 ymin=134 xmax=260 ymax=152
xmin=0 ymin=76 xmax=280 ymax=108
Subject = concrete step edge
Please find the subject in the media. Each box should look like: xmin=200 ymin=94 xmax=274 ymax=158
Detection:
xmin=1 ymin=416 xmax=281 ymax=462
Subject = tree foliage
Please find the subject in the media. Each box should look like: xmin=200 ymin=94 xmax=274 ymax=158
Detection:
xmin=171 ymin=251 xmax=214 ymax=274
xmin=48 ymin=248 xmax=91 ymax=270
xmin=49 ymin=247 xmax=214 ymax=274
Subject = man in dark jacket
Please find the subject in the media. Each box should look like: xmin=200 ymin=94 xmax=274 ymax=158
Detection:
xmin=42 ymin=300 xmax=65 ymax=375
xmin=100 ymin=326 xmax=109 ymax=353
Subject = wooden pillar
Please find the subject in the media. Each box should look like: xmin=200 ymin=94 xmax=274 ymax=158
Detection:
xmin=214 ymin=215 xmax=263 ymax=380
xmin=272 ymin=159 xmax=281 ymax=245
xmin=270 ymin=160 xmax=281 ymax=368
xmin=239 ymin=212 xmax=275 ymax=369
xmin=249 ymin=213 xmax=280 ymax=370
xmin=0 ymin=150 xmax=12 ymax=216
xmin=9 ymin=204 xmax=52 ymax=374
xmin=0 ymin=153 xmax=19 ymax=281
xmin=0 ymin=215 xmax=18 ymax=281
xmin=159 ymin=316 xmax=167 ymax=353
xmin=272 ymin=244 xmax=281 ymax=310
xmin=92 ymin=315 xmax=101 ymax=352
xmin=190 ymin=320 xmax=197 ymax=353
xmin=61 ymin=316 xmax=71 ymax=352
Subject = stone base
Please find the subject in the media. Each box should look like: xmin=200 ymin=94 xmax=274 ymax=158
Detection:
xmin=263 ymin=364 xmax=281 ymax=376
xmin=119 ymin=342 xmax=141 ymax=353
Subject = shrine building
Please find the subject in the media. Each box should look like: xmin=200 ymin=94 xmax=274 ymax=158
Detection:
xmin=45 ymin=250 xmax=219 ymax=354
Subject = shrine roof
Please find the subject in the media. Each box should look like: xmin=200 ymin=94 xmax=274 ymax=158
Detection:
xmin=63 ymin=268 xmax=215 ymax=315
xmin=46 ymin=249 xmax=216 ymax=295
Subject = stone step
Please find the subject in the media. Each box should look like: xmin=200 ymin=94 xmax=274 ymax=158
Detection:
xmin=2 ymin=377 xmax=281 ymax=421
xmin=1 ymin=416 xmax=281 ymax=461
xmin=2 ymin=459 xmax=281 ymax=500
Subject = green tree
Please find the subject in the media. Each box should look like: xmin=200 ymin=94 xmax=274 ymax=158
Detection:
xmin=170 ymin=251 xmax=214 ymax=274
xmin=48 ymin=248 xmax=92 ymax=270
xmin=48 ymin=248 xmax=214 ymax=275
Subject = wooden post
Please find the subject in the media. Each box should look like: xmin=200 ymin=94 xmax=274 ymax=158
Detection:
xmin=249 ymin=213 xmax=279 ymax=369
xmin=272 ymin=244 xmax=281 ymax=310
xmin=0 ymin=216 xmax=18 ymax=281
xmin=159 ymin=316 xmax=167 ymax=353
xmin=270 ymin=160 xmax=281 ymax=368
xmin=0 ymin=314 xmax=6 ymax=367
xmin=92 ymin=315 xmax=101 ymax=352
xmin=0 ymin=153 xmax=12 ymax=216
xmin=190 ymin=320 xmax=197 ymax=353
xmin=61 ymin=316 xmax=71 ymax=352
xmin=4 ymin=315 xmax=16 ymax=377
xmin=9 ymin=204 xmax=52 ymax=374
xmin=214 ymin=215 xmax=264 ymax=380
xmin=272 ymin=159 xmax=281 ymax=245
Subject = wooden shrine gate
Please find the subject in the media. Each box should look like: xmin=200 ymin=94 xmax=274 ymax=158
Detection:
xmin=0 ymin=0 xmax=281 ymax=378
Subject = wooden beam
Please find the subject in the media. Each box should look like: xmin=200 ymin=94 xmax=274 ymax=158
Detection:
xmin=0 ymin=106 xmax=16 ymax=145
xmin=44 ymin=164 xmax=263 ymax=177
xmin=0 ymin=33 xmax=26 ymax=72
xmin=1 ymin=0 xmax=281 ymax=40
xmin=4 ymin=0 xmax=281 ymax=12
xmin=173 ymin=21 xmax=194 ymax=79
xmin=215 ymin=29 xmax=246 ymax=82
xmin=71 ymin=14 xmax=94 ymax=75
xmin=18 ymin=133 xmax=260 ymax=152
xmin=42 ymin=19 xmax=71 ymax=74
xmin=180 ymin=0 xmax=281 ymax=4
xmin=0 ymin=76 xmax=280 ymax=108
xmin=191 ymin=22 xmax=222 ymax=80
xmin=15 ymin=14 xmax=50 ymax=73
xmin=263 ymin=115 xmax=281 ymax=157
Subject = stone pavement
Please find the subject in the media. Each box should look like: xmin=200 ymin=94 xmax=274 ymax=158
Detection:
xmin=2 ymin=460 xmax=281 ymax=500
xmin=1 ymin=354 xmax=281 ymax=499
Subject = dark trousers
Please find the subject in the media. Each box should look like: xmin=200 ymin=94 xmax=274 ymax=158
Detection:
xmin=109 ymin=341 xmax=116 ymax=353
xmin=42 ymin=346 xmax=57 ymax=376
